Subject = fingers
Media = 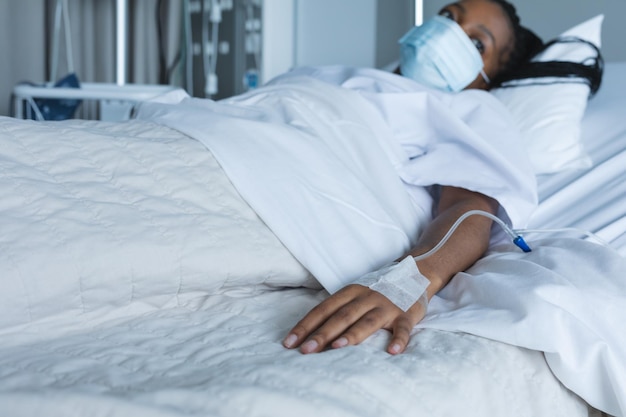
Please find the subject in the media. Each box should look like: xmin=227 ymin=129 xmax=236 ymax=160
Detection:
xmin=282 ymin=286 xmax=364 ymax=351
xmin=283 ymin=285 xmax=428 ymax=355
xmin=386 ymin=315 xmax=414 ymax=355
xmin=299 ymin=306 xmax=391 ymax=354
xmin=386 ymin=303 xmax=427 ymax=355
xmin=328 ymin=307 xmax=389 ymax=349
xmin=283 ymin=285 xmax=398 ymax=354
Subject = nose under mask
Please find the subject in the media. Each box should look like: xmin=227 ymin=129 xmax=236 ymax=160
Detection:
xmin=399 ymin=15 xmax=490 ymax=92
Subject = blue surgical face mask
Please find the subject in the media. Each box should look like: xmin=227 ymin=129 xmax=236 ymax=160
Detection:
xmin=398 ymin=15 xmax=490 ymax=92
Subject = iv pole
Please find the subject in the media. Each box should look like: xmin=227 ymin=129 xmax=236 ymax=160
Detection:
xmin=415 ymin=0 xmax=423 ymax=25
xmin=12 ymin=0 xmax=186 ymax=120
xmin=115 ymin=0 xmax=128 ymax=85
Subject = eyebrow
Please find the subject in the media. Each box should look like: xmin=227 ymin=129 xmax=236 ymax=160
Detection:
xmin=448 ymin=3 xmax=466 ymax=15
xmin=478 ymin=24 xmax=497 ymax=48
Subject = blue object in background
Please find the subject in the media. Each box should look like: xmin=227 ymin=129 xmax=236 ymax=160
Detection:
xmin=29 ymin=73 xmax=82 ymax=120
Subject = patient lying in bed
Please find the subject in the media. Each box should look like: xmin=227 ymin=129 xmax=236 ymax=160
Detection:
xmin=138 ymin=0 xmax=603 ymax=358
xmin=2 ymin=1 xmax=624 ymax=416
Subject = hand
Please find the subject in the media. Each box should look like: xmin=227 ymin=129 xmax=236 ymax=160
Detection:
xmin=282 ymin=284 xmax=427 ymax=355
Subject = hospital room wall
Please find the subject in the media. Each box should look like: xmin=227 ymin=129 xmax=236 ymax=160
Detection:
xmin=261 ymin=0 xmax=414 ymax=83
xmin=0 ymin=0 xmax=46 ymax=118
xmin=0 ymin=0 xmax=180 ymax=118
xmin=262 ymin=0 xmax=626 ymax=86
xmin=2 ymin=0 xmax=623 ymax=118
xmin=292 ymin=0 xmax=414 ymax=69
xmin=423 ymin=0 xmax=626 ymax=62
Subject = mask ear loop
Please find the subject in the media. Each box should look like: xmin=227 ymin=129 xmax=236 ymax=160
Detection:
xmin=480 ymin=69 xmax=491 ymax=85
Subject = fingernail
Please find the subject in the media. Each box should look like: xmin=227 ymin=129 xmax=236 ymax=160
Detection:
xmin=332 ymin=337 xmax=348 ymax=348
xmin=388 ymin=343 xmax=401 ymax=355
xmin=300 ymin=340 xmax=319 ymax=353
xmin=283 ymin=334 xmax=298 ymax=348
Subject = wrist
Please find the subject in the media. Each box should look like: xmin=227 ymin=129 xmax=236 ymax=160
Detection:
xmin=414 ymin=261 xmax=447 ymax=300
xmin=353 ymin=256 xmax=430 ymax=312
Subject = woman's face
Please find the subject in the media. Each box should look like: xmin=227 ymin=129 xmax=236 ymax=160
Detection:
xmin=438 ymin=0 xmax=515 ymax=90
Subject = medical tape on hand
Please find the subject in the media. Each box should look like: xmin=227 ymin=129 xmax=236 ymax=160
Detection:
xmin=353 ymin=256 xmax=430 ymax=312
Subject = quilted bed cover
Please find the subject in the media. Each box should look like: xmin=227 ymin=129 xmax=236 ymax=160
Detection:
xmin=0 ymin=65 xmax=625 ymax=417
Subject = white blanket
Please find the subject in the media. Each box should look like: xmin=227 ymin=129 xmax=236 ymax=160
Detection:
xmin=0 ymin=291 xmax=591 ymax=417
xmin=136 ymin=73 xmax=537 ymax=293
xmin=421 ymin=238 xmax=626 ymax=417
xmin=133 ymin=76 xmax=626 ymax=416
xmin=0 ymin=116 xmax=312 ymax=329
xmin=0 ymin=116 xmax=592 ymax=417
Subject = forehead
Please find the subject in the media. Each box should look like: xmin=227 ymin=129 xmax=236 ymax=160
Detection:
xmin=454 ymin=0 xmax=510 ymax=23
xmin=450 ymin=0 xmax=515 ymax=60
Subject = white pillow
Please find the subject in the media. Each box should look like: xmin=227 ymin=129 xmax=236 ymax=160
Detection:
xmin=491 ymin=15 xmax=604 ymax=175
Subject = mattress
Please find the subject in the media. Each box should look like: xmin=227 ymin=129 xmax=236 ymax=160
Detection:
xmin=0 ymin=64 xmax=624 ymax=417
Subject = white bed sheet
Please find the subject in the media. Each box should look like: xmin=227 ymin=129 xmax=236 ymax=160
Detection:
xmin=0 ymin=290 xmax=591 ymax=417
xmin=0 ymin=116 xmax=593 ymax=417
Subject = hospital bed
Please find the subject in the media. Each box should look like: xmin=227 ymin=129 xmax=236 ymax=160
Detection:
xmin=0 ymin=54 xmax=624 ymax=417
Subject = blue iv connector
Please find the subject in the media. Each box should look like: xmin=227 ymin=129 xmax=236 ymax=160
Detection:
xmin=513 ymin=235 xmax=532 ymax=252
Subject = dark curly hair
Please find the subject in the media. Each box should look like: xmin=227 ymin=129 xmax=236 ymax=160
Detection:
xmin=488 ymin=0 xmax=604 ymax=96
xmin=487 ymin=1 xmax=543 ymax=79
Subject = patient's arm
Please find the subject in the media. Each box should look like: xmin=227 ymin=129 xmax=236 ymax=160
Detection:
xmin=283 ymin=186 xmax=498 ymax=355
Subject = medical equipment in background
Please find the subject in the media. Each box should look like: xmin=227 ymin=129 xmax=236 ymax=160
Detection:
xmin=415 ymin=0 xmax=423 ymax=25
xmin=13 ymin=0 xmax=82 ymax=121
xmin=186 ymin=0 xmax=263 ymax=99
xmin=12 ymin=0 xmax=177 ymax=121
